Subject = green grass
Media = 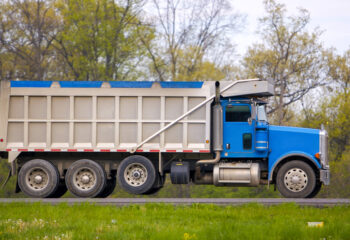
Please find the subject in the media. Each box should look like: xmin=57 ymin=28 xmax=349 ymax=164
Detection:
xmin=0 ymin=203 xmax=349 ymax=240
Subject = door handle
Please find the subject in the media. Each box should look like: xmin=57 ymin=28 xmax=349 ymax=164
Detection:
xmin=226 ymin=143 xmax=230 ymax=149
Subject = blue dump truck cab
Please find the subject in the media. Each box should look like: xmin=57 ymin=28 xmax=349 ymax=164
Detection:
xmin=220 ymin=97 xmax=330 ymax=198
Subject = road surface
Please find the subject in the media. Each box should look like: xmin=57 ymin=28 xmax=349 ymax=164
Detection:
xmin=0 ymin=198 xmax=349 ymax=207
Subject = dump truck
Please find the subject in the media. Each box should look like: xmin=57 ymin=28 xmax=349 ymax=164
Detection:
xmin=0 ymin=79 xmax=330 ymax=198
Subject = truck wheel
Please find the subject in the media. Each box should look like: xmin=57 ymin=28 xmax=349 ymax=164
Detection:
xmin=96 ymin=177 xmax=116 ymax=198
xmin=65 ymin=159 xmax=106 ymax=198
xmin=18 ymin=159 xmax=59 ymax=198
xmin=276 ymin=160 xmax=316 ymax=198
xmin=117 ymin=155 xmax=156 ymax=194
xmin=49 ymin=180 xmax=68 ymax=198
xmin=306 ymin=181 xmax=322 ymax=198
xmin=143 ymin=173 xmax=165 ymax=195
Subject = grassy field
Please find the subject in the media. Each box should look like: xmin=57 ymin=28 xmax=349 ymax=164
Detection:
xmin=0 ymin=203 xmax=349 ymax=240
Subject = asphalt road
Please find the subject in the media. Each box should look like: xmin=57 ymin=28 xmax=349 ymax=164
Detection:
xmin=0 ymin=198 xmax=349 ymax=207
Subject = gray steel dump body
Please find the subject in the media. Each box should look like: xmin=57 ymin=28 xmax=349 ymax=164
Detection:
xmin=0 ymin=79 xmax=273 ymax=155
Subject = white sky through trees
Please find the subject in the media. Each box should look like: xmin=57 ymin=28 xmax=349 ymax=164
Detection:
xmin=233 ymin=0 xmax=350 ymax=56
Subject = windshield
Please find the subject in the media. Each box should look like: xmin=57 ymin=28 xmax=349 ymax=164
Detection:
xmin=257 ymin=105 xmax=268 ymax=122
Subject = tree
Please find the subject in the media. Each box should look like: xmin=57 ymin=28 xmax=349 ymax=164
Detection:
xmin=242 ymin=0 xmax=327 ymax=124
xmin=54 ymin=0 xmax=152 ymax=81
xmin=326 ymin=49 xmax=350 ymax=93
xmin=0 ymin=0 xmax=59 ymax=80
xmin=142 ymin=0 xmax=242 ymax=81
xmin=301 ymin=48 xmax=350 ymax=161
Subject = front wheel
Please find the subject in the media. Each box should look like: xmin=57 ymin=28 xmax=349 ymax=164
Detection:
xmin=276 ymin=160 xmax=316 ymax=198
xmin=306 ymin=181 xmax=322 ymax=198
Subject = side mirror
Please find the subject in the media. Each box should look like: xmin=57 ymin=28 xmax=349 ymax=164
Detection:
xmin=248 ymin=117 xmax=252 ymax=125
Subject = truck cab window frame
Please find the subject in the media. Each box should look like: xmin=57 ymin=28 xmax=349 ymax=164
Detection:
xmin=225 ymin=104 xmax=251 ymax=122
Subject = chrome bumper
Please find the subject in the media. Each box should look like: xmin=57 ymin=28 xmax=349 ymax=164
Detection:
xmin=320 ymin=169 xmax=330 ymax=185
xmin=319 ymin=129 xmax=329 ymax=168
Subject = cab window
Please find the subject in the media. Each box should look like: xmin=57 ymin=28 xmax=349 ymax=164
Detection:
xmin=226 ymin=105 xmax=251 ymax=122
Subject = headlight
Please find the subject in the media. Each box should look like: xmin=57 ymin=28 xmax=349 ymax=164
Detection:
xmin=319 ymin=129 xmax=329 ymax=169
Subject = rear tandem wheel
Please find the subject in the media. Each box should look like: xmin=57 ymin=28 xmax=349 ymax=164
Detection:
xmin=117 ymin=155 xmax=157 ymax=195
xmin=18 ymin=159 xmax=60 ymax=198
xmin=65 ymin=159 xmax=107 ymax=198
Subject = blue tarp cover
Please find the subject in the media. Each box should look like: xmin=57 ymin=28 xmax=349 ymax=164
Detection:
xmin=10 ymin=81 xmax=204 ymax=88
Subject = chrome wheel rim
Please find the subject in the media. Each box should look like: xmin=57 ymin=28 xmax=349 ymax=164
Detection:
xmin=73 ymin=168 xmax=97 ymax=191
xmin=25 ymin=168 xmax=49 ymax=191
xmin=284 ymin=168 xmax=308 ymax=192
xmin=124 ymin=163 xmax=148 ymax=187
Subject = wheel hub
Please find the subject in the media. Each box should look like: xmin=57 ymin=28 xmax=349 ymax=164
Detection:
xmin=132 ymin=171 xmax=141 ymax=179
xmin=73 ymin=168 xmax=96 ymax=190
xmin=81 ymin=175 xmax=90 ymax=184
xmin=124 ymin=163 xmax=148 ymax=187
xmin=34 ymin=175 xmax=43 ymax=184
xmin=284 ymin=168 xmax=308 ymax=192
xmin=26 ymin=168 xmax=49 ymax=190
xmin=291 ymin=176 xmax=300 ymax=184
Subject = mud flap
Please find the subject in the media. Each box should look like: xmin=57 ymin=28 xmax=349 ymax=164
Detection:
xmin=15 ymin=178 xmax=21 ymax=193
xmin=1 ymin=167 xmax=11 ymax=189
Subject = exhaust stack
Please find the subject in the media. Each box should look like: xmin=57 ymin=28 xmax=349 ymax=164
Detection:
xmin=197 ymin=81 xmax=223 ymax=165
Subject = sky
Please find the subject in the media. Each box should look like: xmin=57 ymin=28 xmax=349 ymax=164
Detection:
xmin=232 ymin=0 xmax=350 ymax=56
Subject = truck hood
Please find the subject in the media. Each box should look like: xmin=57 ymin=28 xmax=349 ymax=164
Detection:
xmin=268 ymin=125 xmax=320 ymax=166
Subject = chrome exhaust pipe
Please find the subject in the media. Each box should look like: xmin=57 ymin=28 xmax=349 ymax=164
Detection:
xmin=196 ymin=151 xmax=221 ymax=165
xmin=196 ymin=81 xmax=223 ymax=165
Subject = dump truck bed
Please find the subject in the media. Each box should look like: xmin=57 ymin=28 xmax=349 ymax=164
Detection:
xmin=0 ymin=79 xmax=273 ymax=153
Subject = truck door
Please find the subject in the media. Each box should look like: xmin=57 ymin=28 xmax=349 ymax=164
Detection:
xmin=222 ymin=102 xmax=255 ymax=158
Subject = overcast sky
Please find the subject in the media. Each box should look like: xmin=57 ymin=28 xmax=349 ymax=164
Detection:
xmin=233 ymin=0 xmax=350 ymax=56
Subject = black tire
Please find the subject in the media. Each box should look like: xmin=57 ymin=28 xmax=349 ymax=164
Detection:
xmin=65 ymin=159 xmax=106 ymax=198
xmin=306 ymin=181 xmax=322 ymax=198
xmin=96 ymin=177 xmax=116 ymax=198
xmin=18 ymin=159 xmax=59 ymax=198
xmin=143 ymin=187 xmax=162 ymax=195
xmin=276 ymin=160 xmax=316 ymax=198
xmin=117 ymin=155 xmax=156 ymax=195
xmin=143 ymin=173 xmax=165 ymax=195
xmin=48 ymin=180 xmax=68 ymax=198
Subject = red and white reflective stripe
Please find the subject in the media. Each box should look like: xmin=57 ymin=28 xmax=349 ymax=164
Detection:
xmin=5 ymin=148 xmax=211 ymax=153
xmin=34 ymin=149 xmax=45 ymax=152
xmin=199 ymin=150 xmax=210 ymax=153
xmin=183 ymin=150 xmax=193 ymax=153
xmin=99 ymin=149 xmax=110 ymax=152
xmin=165 ymin=150 xmax=177 ymax=152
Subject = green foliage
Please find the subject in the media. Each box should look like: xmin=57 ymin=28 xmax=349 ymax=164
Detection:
xmin=1 ymin=203 xmax=350 ymax=239
xmin=54 ymin=0 xmax=152 ymax=81
xmin=319 ymin=149 xmax=350 ymax=198
xmin=299 ymin=48 xmax=350 ymax=198
xmin=302 ymin=92 xmax=350 ymax=161
xmin=0 ymin=0 xmax=153 ymax=81
xmin=0 ymin=0 xmax=59 ymax=80
xmin=326 ymin=49 xmax=350 ymax=91
xmin=242 ymin=0 xmax=327 ymax=125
